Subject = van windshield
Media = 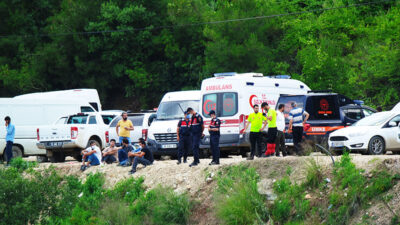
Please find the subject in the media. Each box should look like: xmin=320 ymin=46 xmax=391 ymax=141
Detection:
xmin=157 ymin=101 xmax=200 ymax=120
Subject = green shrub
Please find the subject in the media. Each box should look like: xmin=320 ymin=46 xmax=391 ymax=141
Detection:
xmin=214 ymin=164 xmax=268 ymax=225
xmin=131 ymin=186 xmax=192 ymax=225
xmin=304 ymin=159 xmax=323 ymax=189
xmin=10 ymin=157 xmax=37 ymax=171
xmin=107 ymin=176 xmax=145 ymax=202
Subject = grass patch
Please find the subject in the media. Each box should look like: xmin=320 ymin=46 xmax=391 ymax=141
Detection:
xmin=214 ymin=164 xmax=268 ymax=225
xmin=10 ymin=157 xmax=37 ymax=171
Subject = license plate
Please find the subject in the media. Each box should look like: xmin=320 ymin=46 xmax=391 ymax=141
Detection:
xmin=162 ymin=144 xmax=177 ymax=149
xmin=331 ymin=141 xmax=344 ymax=147
xmin=47 ymin=142 xmax=63 ymax=147
xmin=285 ymin=139 xmax=293 ymax=143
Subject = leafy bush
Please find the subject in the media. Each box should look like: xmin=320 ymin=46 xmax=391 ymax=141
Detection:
xmin=10 ymin=157 xmax=37 ymax=171
xmin=304 ymin=158 xmax=323 ymax=189
xmin=214 ymin=164 xmax=268 ymax=225
xmin=107 ymin=176 xmax=145 ymax=202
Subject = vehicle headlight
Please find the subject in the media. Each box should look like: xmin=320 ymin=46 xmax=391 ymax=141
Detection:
xmin=348 ymin=131 xmax=368 ymax=137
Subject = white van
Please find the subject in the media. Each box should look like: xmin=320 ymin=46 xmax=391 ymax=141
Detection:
xmin=0 ymin=98 xmax=97 ymax=161
xmin=147 ymin=91 xmax=200 ymax=158
xmin=14 ymin=89 xmax=102 ymax=112
xmin=200 ymin=72 xmax=310 ymax=155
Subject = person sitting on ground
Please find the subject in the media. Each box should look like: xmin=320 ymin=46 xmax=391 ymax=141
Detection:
xmin=102 ymin=139 xmax=118 ymax=164
xmin=117 ymin=138 xmax=134 ymax=166
xmin=129 ymin=139 xmax=154 ymax=175
xmin=80 ymin=140 xmax=101 ymax=171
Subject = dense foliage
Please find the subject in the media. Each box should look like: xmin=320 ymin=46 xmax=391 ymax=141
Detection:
xmin=1 ymin=0 xmax=400 ymax=109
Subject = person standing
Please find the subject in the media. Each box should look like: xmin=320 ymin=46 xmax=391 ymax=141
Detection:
xmin=244 ymin=104 xmax=267 ymax=160
xmin=129 ymin=139 xmax=154 ymax=174
xmin=4 ymin=116 xmax=15 ymax=165
xmin=262 ymin=102 xmax=277 ymax=157
xmin=288 ymin=102 xmax=309 ymax=155
xmin=116 ymin=112 xmax=134 ymax=144
xmin=80 ymin=140 xmax=101 ymax=171
xmin=177 ymin=111 xmax=192 ymax=165
xmin=102 ymin=139 xmax=118 ymax=164
xmin=187 ymin=107 xmax=204 ymax=167
xmin=208 ymin=110 xmax=221 ymax=165
xmin=275 ymin=104 xmax=287 ymax=157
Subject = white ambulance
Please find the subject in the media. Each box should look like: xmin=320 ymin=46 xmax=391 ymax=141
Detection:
xmin=200 ymin=72 xmax=310 ymax=155
xmin=147 ymin=90 xmax=201 ymax=158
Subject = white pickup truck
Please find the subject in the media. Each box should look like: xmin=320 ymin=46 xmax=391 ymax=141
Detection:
xmin=37 ymin=112 xmax=116 ymax=162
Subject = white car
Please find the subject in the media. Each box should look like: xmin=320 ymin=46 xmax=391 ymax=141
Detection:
xmin=108 ymin=112 xmax=156 ymax=145
xmin=329 ymin=111 xmax=400 ymax=154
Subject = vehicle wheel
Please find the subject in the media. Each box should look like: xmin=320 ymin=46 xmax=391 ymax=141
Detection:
xmin=368 ymin=136 xmax=385 ymax=155
xmin=74 ymin=155 xmax=83 ymax=162
xmin=3 ymin=145 xmax=23 ymax=162
xmin=50 ymin=152 xmax=66 ymax=163
xmin=36 ymin=156 xmax=48 ymax=163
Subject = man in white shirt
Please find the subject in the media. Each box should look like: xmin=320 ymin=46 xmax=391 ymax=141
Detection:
xmin=80 ymin=140 xmax=102 ymax=171
xmin=275 ymin=104 xmax=287 ymax=157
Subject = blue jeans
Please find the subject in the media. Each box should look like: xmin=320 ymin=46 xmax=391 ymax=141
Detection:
xmin=5 ymin=141 xmax=13 ymax=163
xmin=84 ymin=154 xmax=100 ymax=165
xmin=118 ymin=149 xmax=128 ymax=163
xmin=131 ymin=156 xmax=152 ymax=172
xmin=102 ymin=155 xmax=116 ymax=164
xmin=119 ymin=137 xmax=131 ymax=145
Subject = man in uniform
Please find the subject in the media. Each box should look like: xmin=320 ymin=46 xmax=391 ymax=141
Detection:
xmin=262 ymin=102 xmax=277 ymax=157
xmin=187 ymin=107 xmax=204 ymax=167
xmin=177 ymin=111 xmax=191 ymax=165
xmin=208 ymin=110 xmax=221 ymax=165
xmin=244 ymin=104 xmax=267 ymax=160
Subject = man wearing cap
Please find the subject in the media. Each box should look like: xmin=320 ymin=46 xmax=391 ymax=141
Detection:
xmin=289 ymin=102 xmax=309 ymax=155
xmin=208 ymin=110 xmax=221 ymax=165
xmin=177 ymin=111 xmax=192 ymax=165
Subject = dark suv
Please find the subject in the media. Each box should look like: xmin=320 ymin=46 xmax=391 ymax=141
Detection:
xmin=276 ymin=92 xmax=376 ymax=146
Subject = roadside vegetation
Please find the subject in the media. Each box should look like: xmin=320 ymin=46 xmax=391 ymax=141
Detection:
xmin=0 ymin=157 xmax=191 ymax=225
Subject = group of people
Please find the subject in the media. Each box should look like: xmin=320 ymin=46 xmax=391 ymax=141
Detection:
xmin=80 ymin=112 xmax=154 ymax=174
xmin=246 ymin=102 xmax=309 ymax=159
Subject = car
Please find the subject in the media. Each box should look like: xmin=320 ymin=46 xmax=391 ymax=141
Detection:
xmin=37 ymin=112 xmax=119 ymax=162
xmin=328 ymin=111 xmax=400 ymax=154
xmin=276 ymin=92 xmax=376 ymax=146
xmin=108 ymin=112 xmax=156 ymax=146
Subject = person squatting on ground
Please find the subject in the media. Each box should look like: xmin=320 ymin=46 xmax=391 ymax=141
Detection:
xmin=275 ymin=104 xmax=287 ymax=157
xmin=117 ymin=138 xmax=134 ymax=166
xmin=289 ymin=102 xmax=309 ymax=155
xmin=177 ymin=111 xmax=192 ymax=165
xmin=244 ymin=104 xmax=267 ymax=160
xmin=262 ymin=102 xmax=278 ymax=157
xmin=187 ymin=107 xmax=204 ymax=167
xmin=116 ymin=112 xmax=134 ymax=144
xmin=80 ymin=140 xmax=101 ymax=171
xmin=102 ymin=139 xmax=118 ymax=164
xmin=129 ymin=139 xmax=154 ymax=175
xmin=4 ymin=116 xmax=15 ymax=165
xmin=208 ymin=110 xmax=221 ymax=165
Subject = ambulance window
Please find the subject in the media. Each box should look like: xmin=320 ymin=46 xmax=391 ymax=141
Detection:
xmin=221 ymin=93 xmax=237 ymax=117
xmin=203 ymin=94 xmax=217 ymax=118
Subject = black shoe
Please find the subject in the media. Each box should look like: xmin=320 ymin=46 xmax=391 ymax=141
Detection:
xmin=129 ymin=170 xmax=136 ymax=175
xmin=81 ymin=165 xmax=87 ymax=171
xmin=183 ymin=159 xmax=187 ymax=163
xmin=275 ymin=154 xmax=280 ymax=157
xmin=209 ymin=161 xmax=219 ymax=166
xmin=189 ymin=162 xmax=198 ymax=167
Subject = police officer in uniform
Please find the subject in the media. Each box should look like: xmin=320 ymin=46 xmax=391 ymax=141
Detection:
xmin=177 ymin=111 xmax=192 ymax=165
xmin=208 ymin=110 xmax=221 ymax=165
xmin=187 ymin=107 xmax=204 ymax=167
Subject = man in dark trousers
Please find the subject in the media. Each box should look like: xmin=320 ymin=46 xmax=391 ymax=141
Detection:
xmin=244 ymin=104 xmax=267 ymax=160
xmin=129 ymin=139 xmax=154 ymax=175
xmin=4 ymin=116 xmax=15 ymax=165
xmin=177 ymin=111 xmax=192 ymax=165
xmin=187 ymin=107 xmax=204 ymax=167
xmin=262 ymin=102 xmax=277 ymax=157
xmin=208 ymin=110 xmax=221 ymax=165
xmin=275 ymin=104 xmax=287 ymax=157
xmin=289 ymin=102 xmax=309 ymax=155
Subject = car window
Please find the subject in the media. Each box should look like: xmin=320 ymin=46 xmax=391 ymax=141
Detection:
xmin=109 ymin=115 xmax=145 ymax=127
xmin=67 ymin=115 xmax=88 ymax=124
xmin=203 ymin=92 xmax=238 ymax=118
xmin=363 ymin=108 xmax=375 ymax=117
xmin=89 ymin=116 xmax=97 ymax=124
xmin=343 ymin=108 xmax=363 ymax=120
xmin=81 ymin=106 xmax=95 ymax=112
xmin=276 ymin=95 xmax=306 ymax=123
xmin=388 ymin=115 xmax=400 ymax=127
xmin=102 ymin=115 xmax=116 ymax=125
xmin=307 ymin=96 xmax=340 ymax=120
xmin=222 ymin=93 xmax=238 ymax=117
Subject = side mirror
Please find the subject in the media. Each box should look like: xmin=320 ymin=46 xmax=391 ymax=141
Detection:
xmin=389 ymin=121 xmax=397 ymax=127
